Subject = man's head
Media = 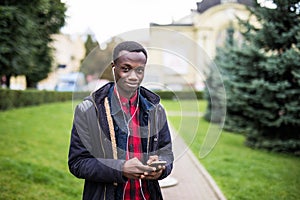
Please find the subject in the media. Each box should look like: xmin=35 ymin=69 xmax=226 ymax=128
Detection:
xmin=112 ymin=41 xmax=147 ymax=63
xmin=112 ymin=41 xmax=147 ymax=98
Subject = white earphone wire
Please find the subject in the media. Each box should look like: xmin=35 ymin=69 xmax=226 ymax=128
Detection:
xmin=112 ymin=66 xmax=140 ymax=133
xmin=112 ymin=65 xmax=146 ymax=200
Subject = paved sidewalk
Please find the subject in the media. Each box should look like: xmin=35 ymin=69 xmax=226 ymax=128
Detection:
xmin=160 ymin=128 xmax=226 ymax=200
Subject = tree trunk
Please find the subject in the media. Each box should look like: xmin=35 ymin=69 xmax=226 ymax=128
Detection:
xmin=25 ymin=76 xmax=37 ymax=89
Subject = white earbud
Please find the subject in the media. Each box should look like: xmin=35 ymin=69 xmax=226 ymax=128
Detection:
xmin=112 ymin=66 xmax=116 ymax=84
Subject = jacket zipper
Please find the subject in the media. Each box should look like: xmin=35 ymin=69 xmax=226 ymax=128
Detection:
xmin=147 ymin=118 xmax=150 ymax=155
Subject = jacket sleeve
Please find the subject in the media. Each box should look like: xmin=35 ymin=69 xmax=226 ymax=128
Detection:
xmin=156 ymin=104 xmax=174 ymax=180
xmin=68 ymin=103 xmax=127 ymax=184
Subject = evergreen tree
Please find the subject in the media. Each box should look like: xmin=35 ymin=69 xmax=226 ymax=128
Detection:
xmin=222 ymin=0 xmax=300 ymax=154
xmin=204 ymin=26 xmax=234 ymax=124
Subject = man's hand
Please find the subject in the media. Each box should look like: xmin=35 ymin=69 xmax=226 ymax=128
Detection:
xmin=141 ymin=155 xmax=165 ymax=180
xmin=123 ymin=157 xmax=155 ymax=179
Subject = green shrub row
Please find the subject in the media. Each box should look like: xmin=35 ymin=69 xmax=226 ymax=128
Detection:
xmin=155 ymin=90 xmax=203 ymax=100
xmin=0 ymin=89 xmax=203 ymax=111
xmin=0 ymin=89 xmax=89 ymax=111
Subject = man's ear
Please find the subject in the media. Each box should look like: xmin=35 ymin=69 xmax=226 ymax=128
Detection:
xmin=111 ymin=62 xmax=115 ymax=69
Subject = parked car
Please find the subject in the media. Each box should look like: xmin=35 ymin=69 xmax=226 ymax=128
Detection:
xmin=55 ymin=72 xmax=85 ymax=92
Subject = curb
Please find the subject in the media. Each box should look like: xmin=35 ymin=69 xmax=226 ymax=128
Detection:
xmin=186 ymin=148 xmax=227 ymax=200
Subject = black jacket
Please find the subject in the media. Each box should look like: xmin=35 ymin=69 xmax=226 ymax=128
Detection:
xmin=68 ymin=83 xmax=174 ymax=199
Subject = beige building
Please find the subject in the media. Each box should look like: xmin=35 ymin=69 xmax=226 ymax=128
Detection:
xmin=145 ymin=0 xmax=254 ymax=91
xmin=38 ymin=0 xmax=256 ymax=92
xmin=7 ymin=34 xmax=85 ymax=90
xmin=37 ymin=34 xmax=85 ymax=90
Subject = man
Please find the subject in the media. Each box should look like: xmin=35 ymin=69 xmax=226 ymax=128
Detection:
xmin=68 ymin=41 xmax=174 ymax=199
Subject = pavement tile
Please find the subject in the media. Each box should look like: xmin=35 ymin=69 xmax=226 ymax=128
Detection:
xmin=160 ymin=128 xmax=226 ymax=200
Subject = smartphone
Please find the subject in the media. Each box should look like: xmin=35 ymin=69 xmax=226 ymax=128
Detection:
xmin=148 ymin=161 xmax=167 ymax=169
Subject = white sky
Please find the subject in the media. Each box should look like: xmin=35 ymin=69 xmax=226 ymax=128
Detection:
xmin=60 ymin=0 xmax=199 ymax=43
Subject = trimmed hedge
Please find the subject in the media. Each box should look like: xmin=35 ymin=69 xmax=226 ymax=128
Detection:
xmin=0 ymin=89 xmax=89 ymax=111
xmin=0 ymin=89 xmax=203 ymax=111
xmin=155 ymin=90 xmax=203 ymax=100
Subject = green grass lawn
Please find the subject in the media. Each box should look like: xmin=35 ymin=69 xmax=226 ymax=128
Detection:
xmin=0 ymin=100 xmax=299 ymax=200
xmin=0 ymin=102 xmax=83 ymax=200
xmin=162 ymin=100 xmax=300 ymax=200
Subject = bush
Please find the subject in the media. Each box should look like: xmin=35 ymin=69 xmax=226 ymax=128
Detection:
xmin=0 ymin=89 xmax=202 ymax=111
xmin=0 ymin=89 xmax=89 ymax=111
xmin=245 ymin=138 xmax=300 ymax=157
xmin=155 ymin=90 xmax=203 ymax=100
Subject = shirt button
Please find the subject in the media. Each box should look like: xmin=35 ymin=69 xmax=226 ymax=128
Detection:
xmin=129 ymin=144 xmax=134 ymax=151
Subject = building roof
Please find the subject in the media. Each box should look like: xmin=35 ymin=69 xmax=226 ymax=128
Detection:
xmin=195 ymin=0 xmax=253 ymax=13
xmin=150 ymin=0 xmax=253 ymax=27
xmin=150 ymin=22 xmax=194 ymax=27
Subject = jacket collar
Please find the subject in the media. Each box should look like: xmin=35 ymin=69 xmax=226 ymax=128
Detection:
xmin=91 ymin=82 xmax=160 ymax=113
xmin=92 ymin=82 xmax=114 ymax=106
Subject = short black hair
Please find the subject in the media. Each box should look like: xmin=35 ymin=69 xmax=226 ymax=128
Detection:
xmin=113 ymin=41 xmax=147 ymax=63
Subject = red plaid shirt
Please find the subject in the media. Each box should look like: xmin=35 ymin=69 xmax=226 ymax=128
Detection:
xmin=117 ymin=90 xmax=150 ymax=200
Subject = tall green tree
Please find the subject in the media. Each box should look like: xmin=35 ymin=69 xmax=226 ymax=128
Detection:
xmin=0 ymin=0 xmax=66 ymax=88
xmin=220 ymin=0 xmax=300 ymax=154
xmin=80 ymin=37 xmax=123 ymax=81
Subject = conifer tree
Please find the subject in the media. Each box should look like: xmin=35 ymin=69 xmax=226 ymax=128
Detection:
xmin=222 ymin=0 xmax=300 ymax=154
xmin=204 ymin=26 xmax=234 ymax=124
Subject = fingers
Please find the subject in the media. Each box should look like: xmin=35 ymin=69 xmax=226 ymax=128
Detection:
xmin=146 ymin=155 xmax=159 ymax=165
xmin=141 ymin=169 xmax=163 ymax=180
xmin=138 ymin=162 xmax=156 ymax=172
xmin=123 ymin=157 xmax=155 ymax=179
xmin=124 ymin=172 xmax=143 ymax=179
xmin=123 ymin=157 xmax=165 ymax=180
xmin=154 ymin=165 xmax=166 ymax=171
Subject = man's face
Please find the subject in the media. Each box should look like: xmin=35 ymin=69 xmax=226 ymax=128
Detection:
xmin=113 ymin=50 xmax=147 ymax=97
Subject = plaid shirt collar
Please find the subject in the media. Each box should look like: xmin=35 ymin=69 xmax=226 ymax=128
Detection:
xmin=114 ymin=86 xmax=138 ymax=107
